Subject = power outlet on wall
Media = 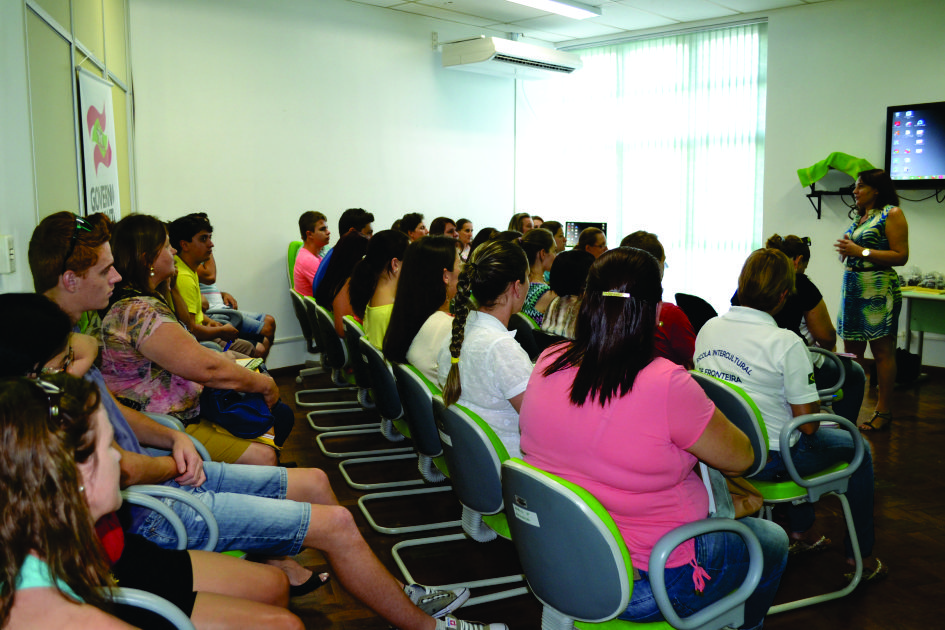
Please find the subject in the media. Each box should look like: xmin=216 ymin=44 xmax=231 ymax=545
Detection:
xmin=0 ymin=235 xmax=15 ymax=274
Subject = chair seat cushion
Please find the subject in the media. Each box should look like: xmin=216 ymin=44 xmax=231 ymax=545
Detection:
xmin=751 ymin=461 xmax=848 ymax=502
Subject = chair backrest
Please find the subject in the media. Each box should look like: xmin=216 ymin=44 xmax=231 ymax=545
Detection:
xmin=689 ymin=371 xmax=769 ymax=478
xmin=432 ymin=395 xmax=506 ymax=516
xmin=302 ymin=295 xmax=327 ymax=355
xmin=312 ymin=302 xmax=348 ymax=371
xmin=343 ymin=316 xmax=372 ymax=391
xmin=290 ymin=289 xmax=316 ymax=353
xmin=675 ymin=293 xmax=719 ymax=335
xmin=508 ymin=312 xmax=541 ymax=361
xmin=359 ymin=336 xmax=404 ymax=422
xmin=501 ymin=458 xmax=631 ymax=623
xmin=391 ymin=362 xmax=443 ymax=459
xmin=287 ymin=240 xmax=303 ymax=289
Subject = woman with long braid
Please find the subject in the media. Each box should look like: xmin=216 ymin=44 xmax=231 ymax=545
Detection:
xmin=436 ymin=240 xmax=533 ymax=458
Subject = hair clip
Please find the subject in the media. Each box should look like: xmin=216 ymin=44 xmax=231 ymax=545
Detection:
xmin=450 ymin=357 xmax=460 ymax=364
xmin=602 ymin=291 xmax=631 ymax=298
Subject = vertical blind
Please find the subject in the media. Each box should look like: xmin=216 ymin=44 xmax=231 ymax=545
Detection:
xmin=515 ymin=22 xmax=767 ymax=312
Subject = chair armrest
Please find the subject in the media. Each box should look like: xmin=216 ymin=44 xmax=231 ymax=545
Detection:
xmin=101 ymin=587 xmax=196 ymax=630
xmin=123 ymin=484 xmax=219 ymax=551
xmin=144 ymin=413 xmax=212 ymax=462
xmin=809 ymin=348 xmax=845 ymax=398
xmin=778 ymin=414 xmax=865 ymax=502
xmin=648 ymin=519 xmax=763 ymax=630
xmin=120 ymin=490 xmax=189 ymax=551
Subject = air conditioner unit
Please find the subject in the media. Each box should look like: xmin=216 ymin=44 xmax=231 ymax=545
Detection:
xmin=441 ymin=36 xmax=582 ymax=79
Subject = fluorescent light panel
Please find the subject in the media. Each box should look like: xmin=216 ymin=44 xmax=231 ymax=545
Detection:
xmin=506 ymin=0 xmax=602 ymax=20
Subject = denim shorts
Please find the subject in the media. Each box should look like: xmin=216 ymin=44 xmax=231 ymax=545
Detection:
xmin=130 ymin=462 xmax=311 ymax=557
xmin=207 ymin=308 xmax=267 ymax=336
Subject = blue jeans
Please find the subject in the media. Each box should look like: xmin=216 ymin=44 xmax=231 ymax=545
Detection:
xmin=752 ymin=428 xmax=875 ymax=559
xmin=130 ymin=462 xmax=311 ymax=556
xmin=207 ymin=308 xmax=267 ymax=337
xmin=816 ymin=356 xmax=865 ymax=424
xmin=619 ymin=517 xmax=788 ymax=630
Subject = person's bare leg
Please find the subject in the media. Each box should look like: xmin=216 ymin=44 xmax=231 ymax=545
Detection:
xmin=233 ymin=443 xmax=278 ymax=466
xmin=305 ymin=504 xmax=435 ymax=630
xmin=285 ymin=467 xmax=338 ymax=505
xmin=190 ymin=550 xmax=290 ymax=606
xmin=869 ymin=335 xmax=897 ymax=416
xmin=190 ymin=592 xmax=304 ymax=630
xmin=843 ymin=339 xmax=868 ymax=370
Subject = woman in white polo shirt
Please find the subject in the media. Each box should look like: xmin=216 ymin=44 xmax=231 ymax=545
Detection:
xmin=695 ymin=248 xmax=884 ymax=581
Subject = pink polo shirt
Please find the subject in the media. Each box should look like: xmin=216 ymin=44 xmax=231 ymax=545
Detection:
xmin=293 ymin=247 xmax=322 ymax=297
xmin=520 ymin=351 xmax=715 ymax=570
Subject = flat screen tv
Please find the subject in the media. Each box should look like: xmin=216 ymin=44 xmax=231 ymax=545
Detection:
xmin=885 ymin=101 xmax=945 ymax=190
xmin=565 ymin=221 xmax=607 ymax=248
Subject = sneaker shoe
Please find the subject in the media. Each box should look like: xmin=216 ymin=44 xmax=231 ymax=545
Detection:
xmin=404 ymin=584 xmax=470 ymax=618
xmin=435 ymin=615 xmax=508 ymax=630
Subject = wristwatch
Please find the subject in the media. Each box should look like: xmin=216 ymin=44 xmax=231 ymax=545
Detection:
xmin=862 ymin=248 xmax=871 ymax=258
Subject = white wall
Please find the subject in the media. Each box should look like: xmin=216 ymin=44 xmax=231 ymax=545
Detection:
xmin=129 ymin=0 xmax=516 ymax=368
xmin=0 ymin=1 xmax=40 ymax=295
xmin=764 ymin=0 xmax=945 ymax=366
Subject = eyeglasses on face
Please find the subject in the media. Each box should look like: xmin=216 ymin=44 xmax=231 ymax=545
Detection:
xmin=62 ymin=214 xmax=94 ymax=275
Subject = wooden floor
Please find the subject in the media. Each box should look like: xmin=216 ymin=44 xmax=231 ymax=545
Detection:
xmin=273 ymin=365 xmax=945 ymax=629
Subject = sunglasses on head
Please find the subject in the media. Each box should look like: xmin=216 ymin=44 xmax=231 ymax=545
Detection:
xmin=62 ymin=215 xmax=93 ymax=275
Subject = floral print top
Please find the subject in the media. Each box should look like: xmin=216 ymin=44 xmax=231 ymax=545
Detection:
xmin=101 ymin=296 xmax=203 ymax=421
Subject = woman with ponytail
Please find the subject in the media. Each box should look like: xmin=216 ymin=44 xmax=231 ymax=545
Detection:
xmin=349 ymin=230 xmax=409 ymax=349
xmin=436 ymin=240 xmax=533 ymax=458
xmin=383 ymin=237 xmax=461 ymax=382
xmin=519 ymin=228 xmax=557 ymax=325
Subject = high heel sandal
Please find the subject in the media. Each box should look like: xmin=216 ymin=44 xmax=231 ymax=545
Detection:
xmin=859 ymin=410 xmax=892 ymax=432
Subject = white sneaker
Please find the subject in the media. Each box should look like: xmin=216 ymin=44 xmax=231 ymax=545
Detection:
xmin=435 ymin=615 xmax=508 ymax=630
xmin=404 ymin=584 xmax=470 ymax=618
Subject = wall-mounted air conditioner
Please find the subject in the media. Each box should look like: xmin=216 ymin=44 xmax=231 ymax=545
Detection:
xmin=441 ymin=36 xmax=582 ymax=80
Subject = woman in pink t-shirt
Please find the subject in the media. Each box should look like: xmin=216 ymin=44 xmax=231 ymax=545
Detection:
xmin=519 ymin=247 xmax=787 ymax=630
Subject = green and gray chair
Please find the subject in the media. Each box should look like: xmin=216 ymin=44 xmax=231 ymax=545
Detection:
xmin=501 ymin=458 xmax=763 ymax=630
xmin=690 ymin=371 xmax=866 ymax=614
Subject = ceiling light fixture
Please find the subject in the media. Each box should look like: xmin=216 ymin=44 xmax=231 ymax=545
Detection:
xmin=506 ymin=0 xmax=601 ymax=21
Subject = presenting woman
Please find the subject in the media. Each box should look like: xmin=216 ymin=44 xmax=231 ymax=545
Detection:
xmin=834 ymin=169 xmax=909 ymax=431
xmin=100 ymin=214 xmax=289 ymax=463
xmin=521 ymin=247 xmax=788 ymax=630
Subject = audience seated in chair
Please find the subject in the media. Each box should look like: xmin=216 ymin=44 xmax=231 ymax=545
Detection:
xmin=0 ymin=373 xmax=302 ymax=629
xmin=197 ymin=252 xmax=276 ymax=359
xmin=438 ymin=240 xmax=533 ymax=459
xmin=731 ymin=234 xmax=866 ymax=427
xmin=166 ymin=213 xmax=256 ymax=357
xmin=519 ymin=228 xmax=557 ymax=326
xmin=348 ymin=230 xmax=409 ymax=350
xmin=310 ymin=207 xmax=375 ymax=297
xmin=540 ymin=249 xmax=594 ymax=339
xmin=621 ymin=230 xmax=696 ymax=369
xmin=520 ymin=247 xmax=788 ymax=629
xmin=314 ymin=230 xmax=371 ymax=338
xmin=695 ymin=247 xmax=883 ymax=581
xmin=293 ymin=210 xmax=331 ymax=297
xmin=384 ymin=237 xmax=462 ymax=384
xmin=0 ymin=290 xmax=497 ymax=630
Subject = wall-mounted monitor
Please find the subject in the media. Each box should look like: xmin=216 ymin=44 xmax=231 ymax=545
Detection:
xmin=885 ymin=101 xmax=945 ymax=190
xmin=565 ymin=222 xmax=607 ymax=248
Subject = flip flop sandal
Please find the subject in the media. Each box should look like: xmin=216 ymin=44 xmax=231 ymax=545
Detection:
xmin=290 ymin=571 xmax=331 ymax=597
xmin=845 ymin=558 xmax=888 ymax=583
xmin=860 ymin=411 xmax=892 ymax=432
xmin=788 ymin=535 xmax=831 ymax=556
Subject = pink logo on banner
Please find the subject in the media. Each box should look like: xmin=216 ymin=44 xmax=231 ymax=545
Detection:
xmin=86 ymin=104 xmax=112 ymax=173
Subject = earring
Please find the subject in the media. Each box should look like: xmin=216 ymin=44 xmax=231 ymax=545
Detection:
xmin=79 ymin=485 xmax=85 ymax=493
xmin=150 ymin=267 xmax=155 ymax=277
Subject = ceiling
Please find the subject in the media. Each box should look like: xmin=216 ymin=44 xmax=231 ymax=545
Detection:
xmin=347 ymin=0 xmax=833 ymax=45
